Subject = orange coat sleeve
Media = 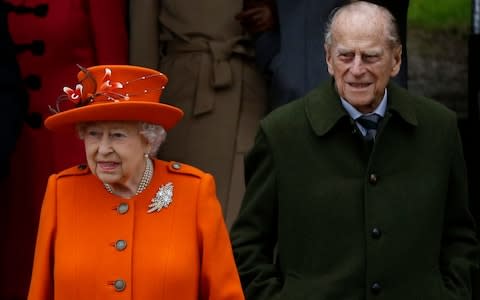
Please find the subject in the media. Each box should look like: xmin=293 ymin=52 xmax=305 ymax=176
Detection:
xmin=28 ymin=175 xmax=58 ymax=300
xmin=197 ymin=174 xmax=245 ymax=300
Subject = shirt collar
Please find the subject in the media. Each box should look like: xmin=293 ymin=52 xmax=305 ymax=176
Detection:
xmin=305 ymin=80 xmax=417 ymax=137
xmin=340 ymin=88 xmax=388 ymax=120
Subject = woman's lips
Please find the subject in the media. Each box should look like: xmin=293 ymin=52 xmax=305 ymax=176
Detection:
xmin=97 ymin=162 xmax=119 ymax=172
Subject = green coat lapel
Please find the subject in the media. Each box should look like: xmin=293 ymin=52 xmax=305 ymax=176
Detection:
xmin=304 ymin=80 xmax=418 ymax=138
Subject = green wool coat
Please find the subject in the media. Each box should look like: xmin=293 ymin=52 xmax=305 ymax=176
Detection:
xmin=230 ymin=80 xmax=479 ymax=300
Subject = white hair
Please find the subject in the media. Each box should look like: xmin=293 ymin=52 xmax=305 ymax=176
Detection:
xmin=324 ymin=1 xmax=401 ymax=49
xmin=138 ymin=122 xmax=166 ymax=155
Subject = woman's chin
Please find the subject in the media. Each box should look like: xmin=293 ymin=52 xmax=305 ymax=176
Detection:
xmin=97 ymin=173 xmax=119 ymax=184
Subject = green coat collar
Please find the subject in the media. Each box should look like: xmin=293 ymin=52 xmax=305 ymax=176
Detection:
xmin=305 ymin=79 xmax=418 ymax=136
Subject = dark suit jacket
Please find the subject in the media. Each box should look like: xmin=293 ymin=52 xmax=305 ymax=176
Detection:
xmin=231 ymin=80 xmax=479 ymax=299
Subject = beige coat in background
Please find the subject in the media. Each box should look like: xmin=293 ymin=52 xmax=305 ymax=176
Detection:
xmin=129 ymin=0 xmax=267 ymax=227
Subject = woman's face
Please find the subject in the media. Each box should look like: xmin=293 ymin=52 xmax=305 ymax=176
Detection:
xmin=83 ymin=121 xmax=151 ymax=191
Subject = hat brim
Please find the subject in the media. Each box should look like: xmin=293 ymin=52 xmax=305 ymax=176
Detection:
xmin=44 ymin=101 xmax=183 ymax=133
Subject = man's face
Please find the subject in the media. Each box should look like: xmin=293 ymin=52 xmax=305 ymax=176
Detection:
xmin=325 ymin=12 xmax=401 ymax=113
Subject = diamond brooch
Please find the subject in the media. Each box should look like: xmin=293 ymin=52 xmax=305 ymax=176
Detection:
xmin=147 ymin=182 xmax=174 ymax=213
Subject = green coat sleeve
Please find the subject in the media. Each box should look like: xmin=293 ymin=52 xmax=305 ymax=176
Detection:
xmin=230 ymin=128 xmax=282 ymax=300
xmin=441 ymin=120 xmax=480 ymax=299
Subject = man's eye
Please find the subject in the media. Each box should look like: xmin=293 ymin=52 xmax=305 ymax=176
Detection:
xmin=363 ymin=54 xmax=379 ymax=62
xmin=339 ymin=53 xmax=354 ymax=59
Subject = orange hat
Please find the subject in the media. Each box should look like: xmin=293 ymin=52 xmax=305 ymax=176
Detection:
xmin=44 ymin=65 xmax=183 ymax=132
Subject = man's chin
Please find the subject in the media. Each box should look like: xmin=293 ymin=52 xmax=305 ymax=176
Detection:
xmin=344 ymin=97 xmax=377 ymax=112
xmin=344 ymin=95 xmax=373 ymax=106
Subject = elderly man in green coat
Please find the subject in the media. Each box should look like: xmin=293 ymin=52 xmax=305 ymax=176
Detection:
xmin=230 ymin=1 xmax=479 ymax=299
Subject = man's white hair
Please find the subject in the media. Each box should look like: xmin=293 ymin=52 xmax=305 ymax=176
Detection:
xmin=324 ymin=1 xmax=401 ymax=49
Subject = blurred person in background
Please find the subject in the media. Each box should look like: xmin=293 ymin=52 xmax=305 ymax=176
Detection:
xmin=129 ymin=0 xmax=268 ymax=228
xmin=1 ymin=1 xmax=129 ymax=298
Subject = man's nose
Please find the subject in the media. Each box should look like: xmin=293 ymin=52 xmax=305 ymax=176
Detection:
xmin=350 ymin=55 xmax=366 ymax=76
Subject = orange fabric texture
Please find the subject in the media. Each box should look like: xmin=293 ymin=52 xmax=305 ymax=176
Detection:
xmin=28 ymin=159 xmax=244 ymax=300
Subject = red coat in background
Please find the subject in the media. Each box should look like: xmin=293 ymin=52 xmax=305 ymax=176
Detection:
xmin=1 ymin=1 xmax=128 ymax=298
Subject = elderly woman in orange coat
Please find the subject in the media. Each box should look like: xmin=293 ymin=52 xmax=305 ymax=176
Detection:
xmin=27 ymin=65 xmax=244 ymax=300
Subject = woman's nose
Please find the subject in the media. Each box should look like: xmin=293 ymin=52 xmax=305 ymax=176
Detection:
xmin=98 ymin=136 xmax=113 ymax=154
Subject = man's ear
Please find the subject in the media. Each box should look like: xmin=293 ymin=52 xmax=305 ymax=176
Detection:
xmin=325 ymin=44 xmax=334 ymax=76
xmin=390 ymin=45 xmax=402 ymax=77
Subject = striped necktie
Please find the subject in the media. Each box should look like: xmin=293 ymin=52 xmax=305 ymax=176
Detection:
xmin=356 ymin=114 xmax=381 ymax=141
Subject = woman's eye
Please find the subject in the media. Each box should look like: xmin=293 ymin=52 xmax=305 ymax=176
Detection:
xmin=111 ymin=132 xmax=126 ymax=139
xmin=87 ymin=130 xmax=100 ymax=137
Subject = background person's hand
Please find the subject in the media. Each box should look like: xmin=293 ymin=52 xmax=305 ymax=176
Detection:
xmin=235 ymin=2 xmax=277 ymax=34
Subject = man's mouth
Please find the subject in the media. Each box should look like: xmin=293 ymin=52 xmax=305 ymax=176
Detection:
xmin=348 ymin=82 xmax=371 ymax=88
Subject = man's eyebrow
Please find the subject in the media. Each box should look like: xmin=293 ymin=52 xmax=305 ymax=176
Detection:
xmin=336 ymin=47 xmax=353 ymax=54
xmin=362 ymin=49 xmax=383 ymax=56
xmin=335 ymin=48 xmax=384 ymax=56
